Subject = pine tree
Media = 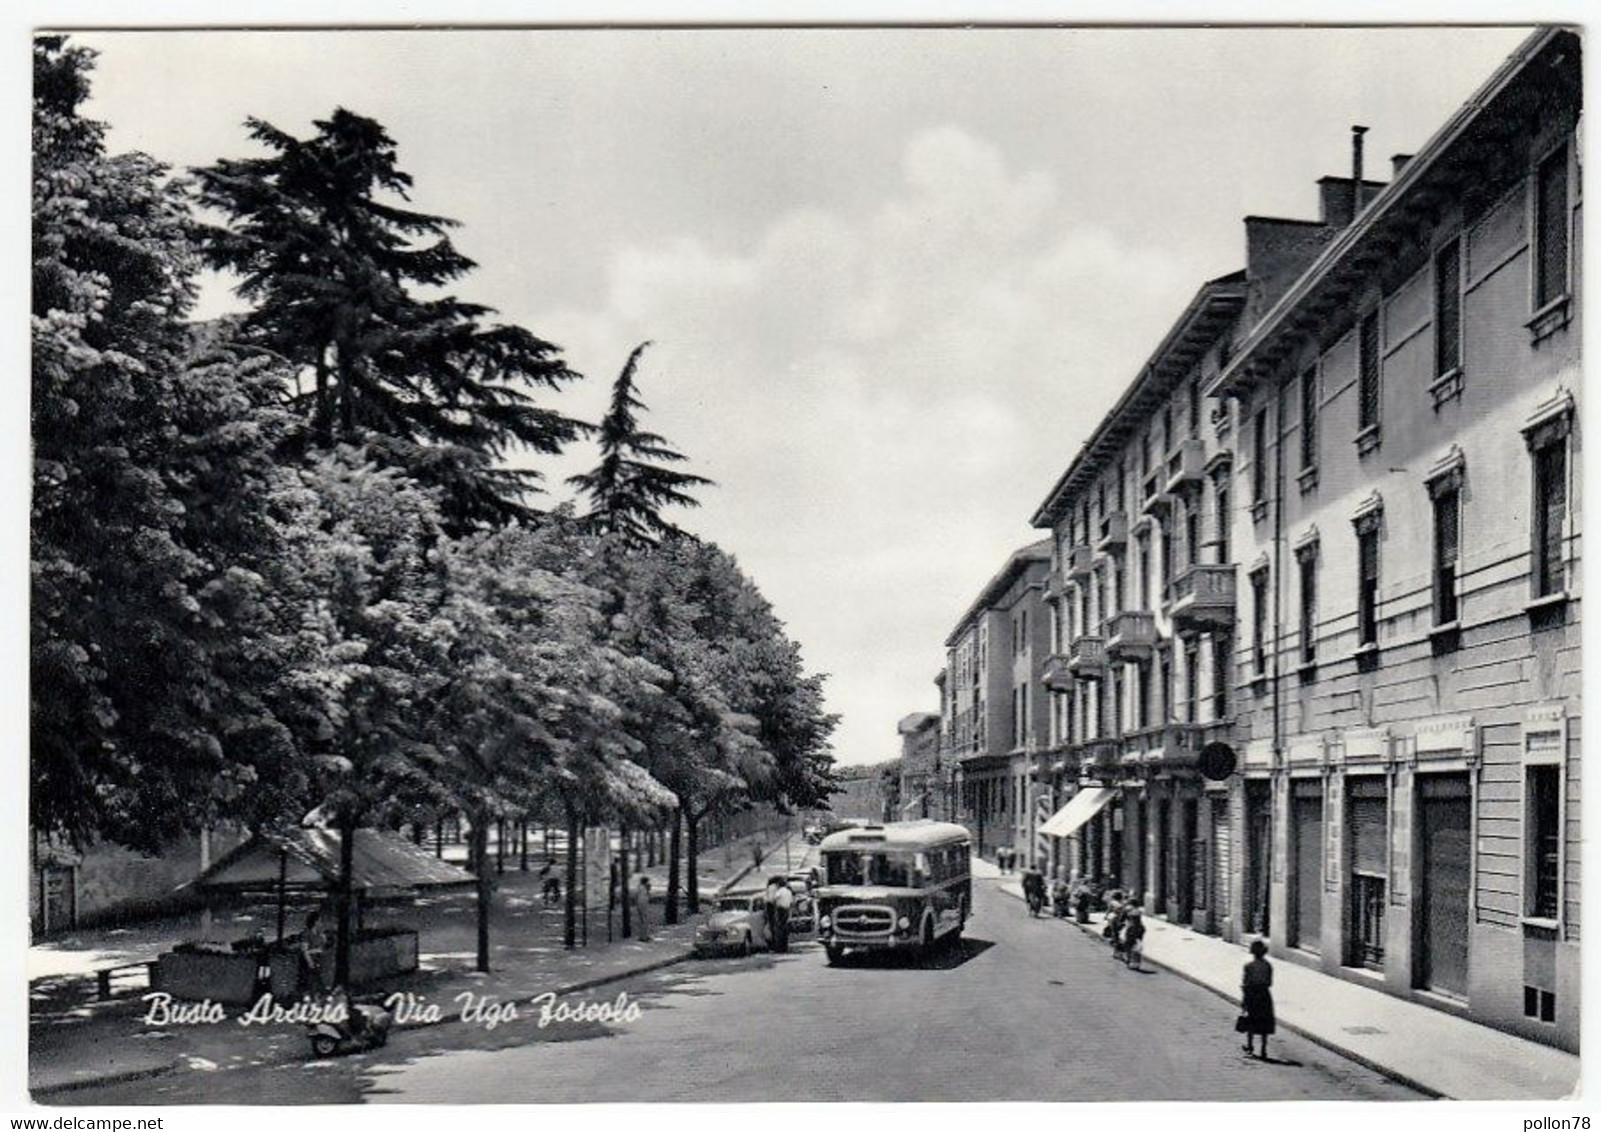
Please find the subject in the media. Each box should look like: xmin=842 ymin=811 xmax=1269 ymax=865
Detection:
xmin=192 ymin=109 xmax=585 ymax=530
xmin=568 ymin=343 xmax=713 ymax=547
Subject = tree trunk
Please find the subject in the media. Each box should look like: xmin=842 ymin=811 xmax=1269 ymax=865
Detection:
xmin=334 ymin=816 xmax=356 ymax=988
xmin=496 ymin=818 xmax=505 ymax=875
xmin=314 ymin=349 xmax=332 ymax=448
xmin=686 ymin=808 xmax=701 ymax=914
xmin=563 ymin=804 xmax=580 ymax=949
xmin=619 ymin=822 xmax=632 ymax=939
xmin=520 ymin=819 xmax=529 ymax=872
xmin=336 ymin=344 xmax=356 ymax=439
xmin=665 ymin=808 xmax=683 ymax=926
xmin=471 ymin=814 xmax=492 ymax=973
xmin=434 ymin=817 xmax=444 ymax=858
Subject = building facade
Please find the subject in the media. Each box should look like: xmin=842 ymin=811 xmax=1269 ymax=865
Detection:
xmin=1210 ymin=29 xmax=1581 ymax=1051
xmin=941 ymin=540 xmax=1052 ymax=862
xmin=1022 ymin=28 xmax=1580 ymax=1051
xmin=896 ymin=712 xmax=942 ymax=819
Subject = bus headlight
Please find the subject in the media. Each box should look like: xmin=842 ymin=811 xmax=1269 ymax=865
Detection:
xmin=897 ymin=916 xmax=910 ymax=929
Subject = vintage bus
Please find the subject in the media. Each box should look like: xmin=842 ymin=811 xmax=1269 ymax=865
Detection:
xmin=814 ymin=820 xmax=971 ymax=965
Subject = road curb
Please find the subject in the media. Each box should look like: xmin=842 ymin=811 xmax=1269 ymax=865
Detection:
xmin=993 ymin=881 xmax=1447 ymax=1099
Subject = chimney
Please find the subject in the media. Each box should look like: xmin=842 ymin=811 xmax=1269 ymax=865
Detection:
xmin=1350 ymin=125 xmax=1369 ymax=222
xmin=1391 ymin=153 xmax=1414 ymax=177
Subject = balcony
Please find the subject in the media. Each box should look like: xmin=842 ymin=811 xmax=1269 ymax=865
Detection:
xmin=1124 ymin=723 xmax=1204 ymax=770
xmin=1067 ymin=634 xmax=1107 ymax=680
xmin=1165 ymin=438 xmax=1206 ymax=494
xmin=1141 ymin=471 xmax=1175 ymax=518
xmin=1066 ymin=544 xmax=1094 ymax=581
xmin=1079 ymin=737 xmax=1121 ymax=778
xmin=1170 ymin=563 xmax=1237 ymax=632
xmin=1043 ymin=653 xmax=1075 ymax=692
xmin=1045 ymin=564 xmax=1067 ymax=601
xmin=1105 ymin=609 xmax=1158 ymax=661
xmin=1095 ymin=511 xmax=1128 ymax=554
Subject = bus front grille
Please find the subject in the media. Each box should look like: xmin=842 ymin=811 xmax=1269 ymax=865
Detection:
xmin=833 ymin=905 xmax=894 ymax=937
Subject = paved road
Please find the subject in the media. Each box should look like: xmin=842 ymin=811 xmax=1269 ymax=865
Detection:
xmin=60 ymin=875 xmax=1418 ymax=1104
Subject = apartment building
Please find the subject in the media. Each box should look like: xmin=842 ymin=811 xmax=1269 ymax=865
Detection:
xmin=1031 ymin=270 xmax=1248 ymax=924
xmin=1025 ymin=27 xmax=1580 ymax=1051
xmin=941 ymin=540 xmax=1052 ymax=861
xmin=1211 ymin=28 xmax=1581 ymax=1051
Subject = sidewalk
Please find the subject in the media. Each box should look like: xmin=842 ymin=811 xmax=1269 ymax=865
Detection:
xmin=995 ymin=879 xmax=1579 ymax=1100
xmin=31 ymin=828 xmax=797 ymax=1098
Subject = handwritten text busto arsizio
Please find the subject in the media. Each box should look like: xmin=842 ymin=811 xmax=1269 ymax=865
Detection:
xmin=141 ymin=989 xmax=644 ymax=1032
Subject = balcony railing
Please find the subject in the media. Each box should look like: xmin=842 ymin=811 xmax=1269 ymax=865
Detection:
xmin=1123 ymin=723 xmax=1204 ymax=769
xmin=1095 ymin=511 xmax=1128 ymax=553
xmin=1066 ymin=544 xmax=1094 ymax=581
xmin=1043 ymin=652 xmax=1075 ymax=692
xmin=1105 ymin=609 xmax=1158 ymax=661
xmin=1067 ymin=634 xmax=1107 ymax=679
xmin=1165 ymin=438 xmax=1206 ymax=494
xmin=1170 ymin=563 xmax=1237 ymax=631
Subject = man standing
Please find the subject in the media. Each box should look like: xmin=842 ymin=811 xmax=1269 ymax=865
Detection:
xmin=634 ymin=876 xmax=652 ymax=942
xmin=769 ymin=877 xmax=794 ymax=953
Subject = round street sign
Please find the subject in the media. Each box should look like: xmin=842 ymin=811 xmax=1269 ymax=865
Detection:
xmin=1197 ymin=741 xmax=1237 ymax=782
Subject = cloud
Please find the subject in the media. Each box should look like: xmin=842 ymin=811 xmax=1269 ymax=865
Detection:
xmin=535 ymin=125 xmax=1192 ymax=766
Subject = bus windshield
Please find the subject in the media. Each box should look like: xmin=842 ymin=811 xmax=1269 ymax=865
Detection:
xmin=825 ymin=851 xmax=917 ymax=888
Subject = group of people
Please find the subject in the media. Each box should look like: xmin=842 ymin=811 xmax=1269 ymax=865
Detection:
xmin=763 ymin=873 xmax=810 ymax=952
xmin=1099 ymin=890 xmax=1146 ymax=971
xmin=993 ymin=846 xmax=1022 ymax=873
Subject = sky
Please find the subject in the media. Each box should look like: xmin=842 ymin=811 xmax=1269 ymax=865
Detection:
xmin=74 ymin=25 xmax=1534 ymax=767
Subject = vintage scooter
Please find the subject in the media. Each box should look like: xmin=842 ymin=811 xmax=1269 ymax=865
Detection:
xmin=308 ymin=988 xmax=393 ymax=1058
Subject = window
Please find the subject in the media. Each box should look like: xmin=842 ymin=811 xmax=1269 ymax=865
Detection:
xmin=1189 ymin=380 xmax=1201 ymax=437
xmin=1111 ymin=667 xmax=1124 ymax=737
xmin=1432 ymin=482 xmax=1461 ymax=625
xmin=1533 ymin=438 xmax=1568 ymax=598
xmin=1162 ymin=405 xmax=1173 ymax=453
xmin=1137 ymin=534 xmax=1151 ymax=612
xmin=1535 ymin=145 xmax=1570 ymax=309
xmin=1250 ymin=568 xmax=1269 ymax=675
xmin=1527 ymin=765 xmax=1560 ymax=920
xmin=1215 ymin=479 xmax=1231 ymax=562
xmin=1298 ymin=548 xmax=1318 ymax=665
xmin=1185 ymin=503 xmax=1200 ymax=568
xmin=1115 ymin=461 xmax=1126 ymax=512
xmin=1358 ymin=310 xmax=1381 ymax=436
xmin=1158 ymin=649 xmax=1173 ymax=722
xmin=1357 ymin=527 xmax=1380 ymax=648
xmin=1183 ymin=639 xmax=1199 ymax=724
xmin=1212 ymin=632 xmax=1231 ymax=720
xmin=1252 ymin=409 xmax=1269 ymax=504
xmin=1137 ymin=661 xmax=1152 ymax=728
xmin=1434 ymin=238 xmax=1462 ymax=377
xmin=1299 ymin=365 xmax=1318 ymax=471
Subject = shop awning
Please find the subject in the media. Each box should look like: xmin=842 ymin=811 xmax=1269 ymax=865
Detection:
xmin=1038 ymin=787 xmax=1115 ymax=839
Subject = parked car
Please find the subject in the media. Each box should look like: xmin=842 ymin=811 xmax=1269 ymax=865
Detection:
xmin=694 ymin=891 xmax=770 ymax=957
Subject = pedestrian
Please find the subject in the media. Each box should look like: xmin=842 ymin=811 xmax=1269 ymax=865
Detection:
xmin=1121 ymin=907 xmax=1146 ymax=971
xmin=1238 ymin=939 xmax=1276 ymax=1059
xmin=1103 ymin=894 xmax=1127 ymax=960
xmin=770 ymin=877 xmax=794 ymax=952
xmin=634 ymin=876 xmax=653 ymax=942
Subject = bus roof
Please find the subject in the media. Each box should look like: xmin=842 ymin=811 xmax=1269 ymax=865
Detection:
xmin=817 ymin=820 xmax=971 ymax=853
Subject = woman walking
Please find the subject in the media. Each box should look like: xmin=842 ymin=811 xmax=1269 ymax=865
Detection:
xmin=1238 ymin=939 xmax=1276 ymax=1058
